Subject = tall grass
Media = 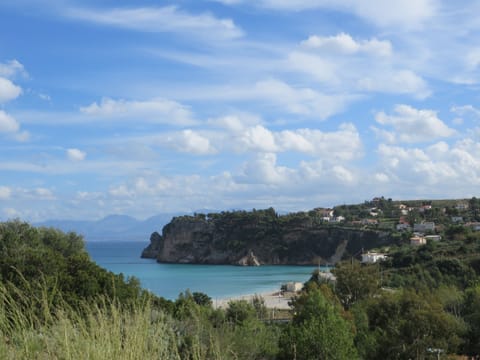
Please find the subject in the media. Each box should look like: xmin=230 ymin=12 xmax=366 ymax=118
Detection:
xmin=0 ymin=282 xmax=181 ymax=359
xmin=0 ymin=280 xmax=280 ymax=359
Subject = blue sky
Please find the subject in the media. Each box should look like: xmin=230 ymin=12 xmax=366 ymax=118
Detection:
xmin=1 ymin=0 xmax=480 ymax=221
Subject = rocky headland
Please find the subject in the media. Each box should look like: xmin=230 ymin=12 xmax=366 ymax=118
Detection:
xmin=141 ymin=208 xmax=398 ymax=265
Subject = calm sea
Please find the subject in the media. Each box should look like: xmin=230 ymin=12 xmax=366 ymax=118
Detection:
xmin=85 ymin=241 xmax=319 ymax=300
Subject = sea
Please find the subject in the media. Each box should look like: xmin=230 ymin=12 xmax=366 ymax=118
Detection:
xmin=85 ymin=241 xmax=321 ymax=301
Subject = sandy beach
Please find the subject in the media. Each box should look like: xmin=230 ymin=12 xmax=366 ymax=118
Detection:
xmin=213 ymin=290 xmax=295 ymax=310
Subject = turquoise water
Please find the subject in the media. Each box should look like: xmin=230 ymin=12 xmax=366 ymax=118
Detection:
xmin=85 ymin=241 xmax=319 ymax=300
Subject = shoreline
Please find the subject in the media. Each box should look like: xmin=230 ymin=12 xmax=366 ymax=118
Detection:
xmin=212 ymin=289 xmax=295 ymax=310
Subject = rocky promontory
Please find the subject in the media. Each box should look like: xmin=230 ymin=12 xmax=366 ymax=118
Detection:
xmin=141 ymin=208 xmax=399 ymax=265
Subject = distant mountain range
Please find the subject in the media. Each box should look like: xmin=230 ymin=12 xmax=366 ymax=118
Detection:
xmin=35 ymin=213 xmax=184 ymax=242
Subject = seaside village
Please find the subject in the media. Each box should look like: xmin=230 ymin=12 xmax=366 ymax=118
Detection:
xmin=270 ymin=197 xmax=480 ymax=301
xmin=315 ymin=197 xmax=480 ymax=265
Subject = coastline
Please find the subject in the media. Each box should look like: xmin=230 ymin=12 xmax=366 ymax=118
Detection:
xmin=212 ymin=289 xmax=294 ymax=309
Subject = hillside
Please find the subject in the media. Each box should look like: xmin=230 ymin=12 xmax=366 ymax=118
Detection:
xmin=142 ymin=197 xmax=480 ymax=265
xmin=141 ymin=208 xmax=398 ymax=265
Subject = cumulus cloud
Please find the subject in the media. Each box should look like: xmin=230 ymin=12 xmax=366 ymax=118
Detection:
xmin=301 ymin=33 xmax=392 ymax=56
xmin=237 ymin=153 xmax=294 ymax=185
xmin=0 ymin=110 xmax=20 ymax=133
xmin=165 ymin=129 xmax=216 ymax=155
xmin=0 ymin=77 xmax=22 ymax=103
xmin=377 ymin=140 xmax=480 ymax=191
xmin=0 ymin=59 xmax=27 ymax=78
xmin=373 ymin=104 xmax=455 ymax=143
xmin=67 ymin=148 xmax=87 ymax=161
xmin=68 ymin=5 xmax=243 ymax=40
xmin=238 ymin=125 xmax=278 ymax=153
xmin=80 ymin=97 xmax=196 ymax=126
xmin=232 ymin=122 xmax=362 ymax=160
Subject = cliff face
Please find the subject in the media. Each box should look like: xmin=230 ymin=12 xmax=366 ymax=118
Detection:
xmin=141 ymin=210 xmax=397 ymax=265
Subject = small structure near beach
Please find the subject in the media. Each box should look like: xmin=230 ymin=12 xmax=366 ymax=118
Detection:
xmin=284 ymin=281 xmax=303 ymax=292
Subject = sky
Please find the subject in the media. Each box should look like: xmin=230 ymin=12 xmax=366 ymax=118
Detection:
xmin=1 ymin=0 xmax=480 ymax=221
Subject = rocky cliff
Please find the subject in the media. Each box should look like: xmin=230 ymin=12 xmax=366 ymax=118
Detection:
xmin=141 ymin=209 xmax=398 ymax=265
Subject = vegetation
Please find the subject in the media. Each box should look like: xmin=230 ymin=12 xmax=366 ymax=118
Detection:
xmin=4 ymin=193 xmax=480 ymax=359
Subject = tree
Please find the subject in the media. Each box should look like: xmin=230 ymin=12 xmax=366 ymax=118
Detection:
xmin=279 ymin=289 xmax=357 ymax=360
xmin=332 ymin=260 xmax=381 ymax=309
xmin=364 ymin=289 xmax=464 ymax=359
xmin=462 ymin=285 xmax=480 ymax=356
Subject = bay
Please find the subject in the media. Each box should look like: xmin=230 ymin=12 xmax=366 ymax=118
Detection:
xmin=85 ymin=241 xmax=320 ymax=300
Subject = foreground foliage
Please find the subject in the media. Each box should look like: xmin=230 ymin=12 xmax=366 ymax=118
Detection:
xmin=2 ymin=220 xmax=480 ymax=359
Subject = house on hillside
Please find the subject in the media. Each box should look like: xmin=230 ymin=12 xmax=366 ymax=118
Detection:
xmin=361 ymin=252 xmax=387 ymax=264
xmin=411 ymin=236 xmax=427 ymax=246
xmin=456 ymin=201 xmax=469 ymax=211
xmin=451 ymin=216 xmax=463 ymax=223
xmin=396 ymin=223 xmax=411 ymax=231
xmin=466 ymin=222 xmax=480 ymax=231
xmin=413 ymin=222 xmax=435 ymax=233
xmin=418 ymin=205 xmax=432 ymax=213
xmin=425 ymin=235 xmax=441 ymax=242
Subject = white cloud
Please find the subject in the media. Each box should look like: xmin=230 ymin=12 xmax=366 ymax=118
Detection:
xmin=377 ymin=140 xmax=480 ymax=190
xmin=165 ymin=129 xmax=216 ymax=155
xmin=0 ymin=59 xmax=27 ymax=78
xmin=374 ymin=173 xmax=389 ymax=183
xmin=238 ymin=153 xmax=294 ymax=185
xmin=80 ymin=97 xmax=196 ymax=126
xmin=0 ymin=77 xmax=22 ymax=103
xmin=68 ymin=5 xmax=243 ymax=40
xmin=33 ymin=188 xmax=55 ymax=200
xmin=287 ymin=52 xmax=339 ymax=84
xmin=253 ymin=79 xmax=352 ymax=118
xmin=357 ymin=70 xmax=430 ymax=99
xmin=301 ymin=33 xmax=392 ymax=57
xmin=451 ymin=105 xmax=480 ymax=118
xmin=218 ymin=0 xmax=436 ymax=28
xmin=290 ymin=35 xmax=430 ymax=99
xmin=208 ymin=114 xmax=261 ymax=132
xmin=374 ymin=104 xmax=455 ymax=143
xmin=0 ymin=110 xmax=20 ymax=133
xmin=0 ymin=186 xmax=12 ymax=200
xmin=67 ymin=148 xmax=87 ymax=162
xmin=238 ymin=125 xmax=278 ymax=153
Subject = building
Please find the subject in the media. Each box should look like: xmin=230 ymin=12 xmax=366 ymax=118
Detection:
xmin=361 ymin=252 xmax=387 ymax=264
xmin=411 ymin=236 xmax=427 ymax=246
xmin=425 ymin=235 xmax=442 ymax=242
xmin=451 ymin=216 xmax=463 ymax=223
xmin=396 ymin=223 xmax=411 ymax=231
xmin=284 ymin=282 xmax=303 ymax=292
xmin=466 ymin=222 xmax=480 ymax=231
xmin=456 ymin=202 xmax=469 ymax=211
xmin=413 ymin=222 xmax=435 ymax=233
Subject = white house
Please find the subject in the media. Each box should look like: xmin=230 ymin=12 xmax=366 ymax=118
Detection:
xmin=285 ymin=282 xmax=303 ymax=292
xmin=425 ymin=235 xmax=442 ymax=242
xmin=361 ymin=252 xmax=387 ymax=264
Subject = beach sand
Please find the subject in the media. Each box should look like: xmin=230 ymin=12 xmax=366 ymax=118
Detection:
xmin=213 ymin=290 xmax=294 ymax=310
